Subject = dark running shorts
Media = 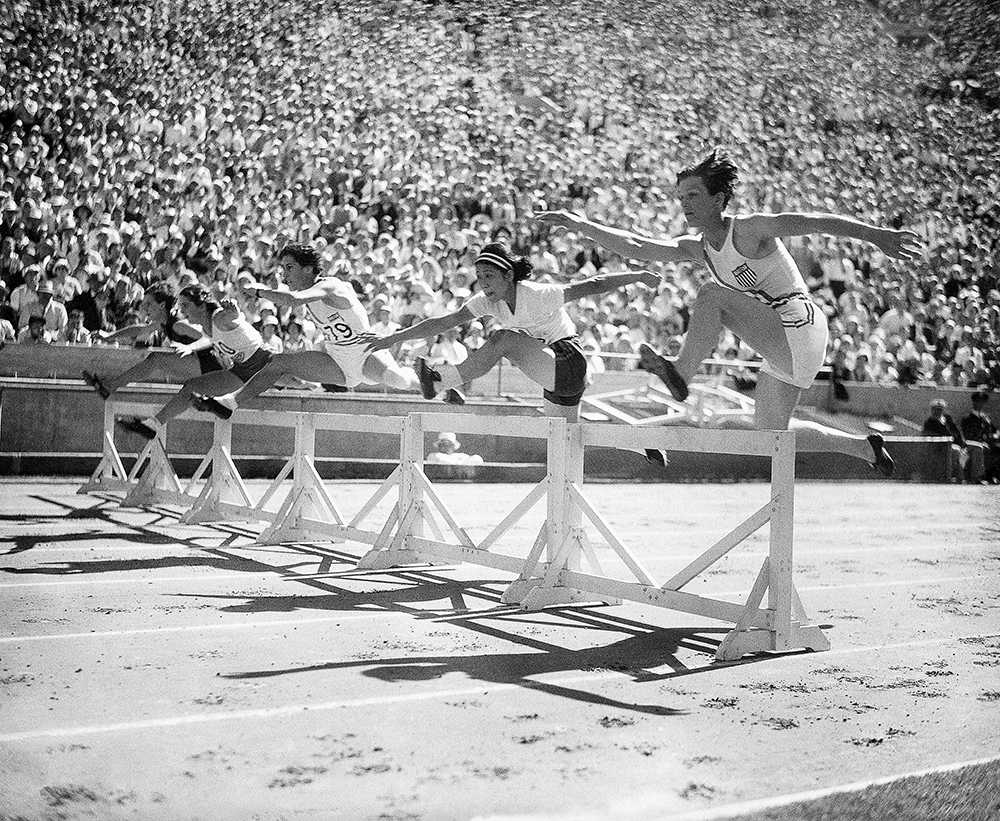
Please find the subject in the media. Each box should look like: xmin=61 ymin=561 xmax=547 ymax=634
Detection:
xmin=197 ymin=349 xmax=225 ymax=374
xmin=229 ymin=347 xmax=272 ymax=383
xmin=542 ymin=337 xmax=587 ymax=408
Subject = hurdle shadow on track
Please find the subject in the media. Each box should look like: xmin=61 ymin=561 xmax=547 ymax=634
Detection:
xmin=214 ymin=574 xmax=781 ymax=716
xmin=218 ymin=605 xmax=770 ymax=715
xmin=2 ymin=494 xmax=363 ymax=576
xmin=21 ymin=492 xmax=785 ymax=714
xmin=1 ymin=530 xmax=180 ymax=558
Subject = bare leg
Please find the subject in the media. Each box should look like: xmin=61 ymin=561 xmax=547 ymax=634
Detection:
xmin=715 ymin=372 xmax=883 ymax=464
xmin=672 ymin=286 xmax=885 ymax=467
xmin=675 ymin=283 xmax=794 ymax=382
xmin=543 ymin=397 xmax=579 ymax=422
xmin=233 ymin=351 xmax=348 ymax=406
xmin=102 ymin=351 xmax=200 ymax=394
xmin=453 ymin=329 xmax=557 ymax=390
xmin=362 ymin=351 xmax=417 ymax=391
xmin=153 ymin=370 xmax=244 ymax=427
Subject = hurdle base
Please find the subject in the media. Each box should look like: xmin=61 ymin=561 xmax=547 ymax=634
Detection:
xmin=357 ymin=547 xmax=442 ymax=571
xmin=179 ymin=503 xmax=261 ymax=526
xmin=715 ymin=623 xmax=830 ymax=661
xmin=502 ymin=579 xmax=622 ymax=611
xmin=255 ymin=524 xmax=345 ymax=546
xmin=78 ymin=479 xmax=128 ymax=496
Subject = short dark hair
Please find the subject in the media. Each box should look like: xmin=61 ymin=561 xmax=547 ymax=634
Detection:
xmin=179 ymin=283 xmax=220 ymax=315
xmin=278 ymin=242 xmax=322 ymax=276
xmin=677 ymin=149 xmax=740 ymax=208
xmin=144 ymin=280 xmax=177 ymax=312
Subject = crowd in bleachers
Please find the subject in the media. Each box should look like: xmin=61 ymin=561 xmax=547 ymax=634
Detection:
xmin=1 ymin=0 xmax=997 ymax=389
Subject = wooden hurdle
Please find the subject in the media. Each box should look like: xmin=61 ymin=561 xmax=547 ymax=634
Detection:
xmin=78 ymin=400 xmax=411 ymax=551
xmin=359 ymin=412 xmax=829 ymax=661
xmin=80 ymin=399 xmax=829 ymax=660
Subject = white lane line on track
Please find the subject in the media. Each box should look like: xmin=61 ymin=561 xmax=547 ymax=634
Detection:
xmin=0 ymin=611 xmax=407 ymax=643
xmin=3 ymin=631 xmax=997 ymax=743
xmin=658 ymin=753 xmax=1000 ymax=821
xmin=0 ymin=573 xmax=279 ymax=588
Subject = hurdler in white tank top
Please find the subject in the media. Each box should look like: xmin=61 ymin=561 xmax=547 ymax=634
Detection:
xmin=211 ymin=313 xmax=263 ymax=368
xmin=702 ymin=217 xmax=829 ymax=389
xmin=305 ymin=277 xmax=373 ymax=349
xmin=464 ymin=281 xmax=575 ymax=343
xmin=702 ymin=218 xmax=818 ymax=329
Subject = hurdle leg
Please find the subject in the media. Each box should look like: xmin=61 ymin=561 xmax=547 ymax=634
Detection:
xmin=179 ymin=418 xmax=257 ymax=523
xmin=79 ymin=421 xmax=130 ymax=495
xmin=256 ymin=414 xmax=348 ymax=544
xmin=358 ymin=414 xmax=443 ymax=569
xmin=715 ymin=429 xmax=830 ymax=659
xmin=503 ymin=419 xmax=619 ymax=609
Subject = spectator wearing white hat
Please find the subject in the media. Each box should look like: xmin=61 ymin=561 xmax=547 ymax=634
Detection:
xmin=259 ymin=315 xmax=284 ymax=354
xmin=49 ymin=256 xmax=81 ymax=303
xmin=35 ymin=279 xmax=67 ymax=337
xmin=426 ymin=431 xmax=483 ymax=465
xmin=10 ymin=264 xmax=41 ymax=330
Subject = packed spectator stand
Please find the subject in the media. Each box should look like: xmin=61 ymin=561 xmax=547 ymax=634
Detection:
xmin=1 ymin=0 xmax=997 ymax=392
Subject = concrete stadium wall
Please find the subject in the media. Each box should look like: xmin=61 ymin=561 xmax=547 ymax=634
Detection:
xmin=1 ymin=343 xmax=989 ymax=481
xmin=801 ymin=380 xmax=992 ymax=428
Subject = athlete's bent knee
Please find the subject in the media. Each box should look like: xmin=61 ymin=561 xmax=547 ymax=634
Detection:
xmin=488 ymin=328 xmax=520 ymax=351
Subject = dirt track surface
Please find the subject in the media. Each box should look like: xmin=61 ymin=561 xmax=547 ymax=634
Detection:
xmin=2 ymin=480 xmax=999 ymax=821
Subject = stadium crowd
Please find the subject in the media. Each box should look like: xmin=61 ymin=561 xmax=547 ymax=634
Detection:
xmin=1 ymin=0 xmax=997 ymax=389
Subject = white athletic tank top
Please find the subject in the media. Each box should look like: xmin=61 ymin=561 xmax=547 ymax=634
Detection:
xmin=211 ymin=313 xmax=263 ymax=367
xmin=703 ymin=218 xmax=818 ymax=328
xmin=305 ymin=277 xmax=372 ymax=348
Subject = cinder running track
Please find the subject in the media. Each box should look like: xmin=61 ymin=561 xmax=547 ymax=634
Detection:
xmin=2 ymin=479 xmax=998 ymax=821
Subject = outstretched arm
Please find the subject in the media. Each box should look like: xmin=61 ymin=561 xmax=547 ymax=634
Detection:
xmin=367 ymin=306 xmax=476 ymax=352
xmin=101 ymin=320 xmax=157 ymax=343
xmin=563 ymin=269 xmax=660 ymax=302
xmin=744 ymin=213 xmax=922 ymax=260
xmin=247 ymin=281 xmax=353 ymax=310
xmin=536 ymin=210 xmax=704 ymax=264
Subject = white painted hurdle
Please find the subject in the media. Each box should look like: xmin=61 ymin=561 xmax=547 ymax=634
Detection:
xmin=80 ymin=399 xmax=410 ymax=549
xmin=361 ymin=412 xmax=829 ymax=661
xmin=80 ymin=398 xmax=829 ymax=661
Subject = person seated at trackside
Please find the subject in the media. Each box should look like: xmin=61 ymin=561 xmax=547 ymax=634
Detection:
xmin=426 ymin=431 xmax=484 ymax=465
xmin=961 ymin=390 xmax=998 ymax=484
xmin=922 ymin=397 xmax=969 ymax=482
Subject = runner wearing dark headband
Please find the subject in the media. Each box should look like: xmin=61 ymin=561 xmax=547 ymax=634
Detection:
xmin=368 ymin=242 xmax=659 ymax=422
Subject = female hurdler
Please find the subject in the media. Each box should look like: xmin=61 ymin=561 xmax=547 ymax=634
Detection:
xmin=539 ymin=149 xmax=922 ymax=475
xmin=191 ymin=242 xmax=417 ymax=418
xmin=115 ymin=284 xmax=272 ymax=440
xmin=367 ymin=242 xmax=660 ymax=423
xmin=82 ymin=281 xmax=224 ymax=399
